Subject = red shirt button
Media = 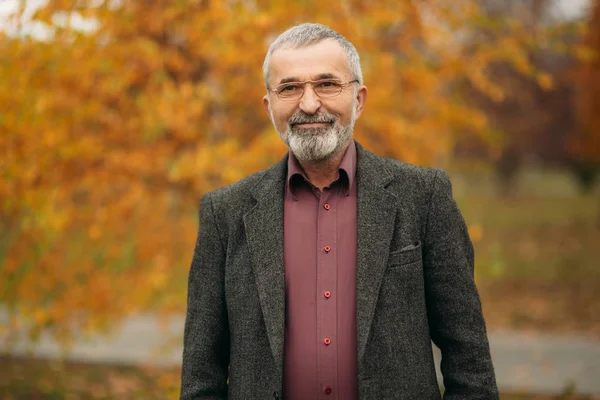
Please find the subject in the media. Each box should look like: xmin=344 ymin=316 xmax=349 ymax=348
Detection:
xmin=324 ymin=245 xmax=331 ymax=252
xmin=324 ymin=387 xmax=332 ymax=395
xmin=324 ymin=337 xmax=331 ymax=345
xmin=324 ymin=291 xmax=331 ymax=298
xmin=324 ymin=203 xmax=331 ymax=210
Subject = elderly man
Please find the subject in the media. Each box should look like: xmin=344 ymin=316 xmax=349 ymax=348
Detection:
xmin=181 ymin=23 xmax=498 ymax=400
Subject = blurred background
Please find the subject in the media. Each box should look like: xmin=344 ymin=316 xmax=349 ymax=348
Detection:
xmin=0 ymin=0 xmax=598 ymax=399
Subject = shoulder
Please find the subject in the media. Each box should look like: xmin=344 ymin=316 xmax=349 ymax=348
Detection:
xmin=356 ymin=146 xmax=456 ymax=211
xmin=200 ymin=154 xmax=288 ymax=213
xmin=380 ymin=155 xmax=440 ymax=183
xmin=204 ymin=169 xmax=266 ymax=204
xmin=386 ymin=157 xmax=453 ymax=200
xmin=201 ymin=169 xmax=268 ymax=219
xmin=360 ymin=147 xmax=444 ymax=191
xmin=197 ymin=169 xmax=268 ymax=233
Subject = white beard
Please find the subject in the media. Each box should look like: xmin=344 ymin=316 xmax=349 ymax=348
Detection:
xmin=269 ymin=103 xmax=356 ymax=162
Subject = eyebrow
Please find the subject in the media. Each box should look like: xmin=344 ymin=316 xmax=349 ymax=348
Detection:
xmin=278 ymin=73 xmax=341 ymax=85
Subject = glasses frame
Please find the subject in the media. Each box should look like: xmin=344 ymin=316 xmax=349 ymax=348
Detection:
xmin=267 ymin=78 xmax=360 ymax=101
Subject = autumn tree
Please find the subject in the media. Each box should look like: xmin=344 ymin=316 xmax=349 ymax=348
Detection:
xmin=571 ymin=0 xmax=600 ymax=191
xmin=0 ymin=0 xmax=545 ymax=343
xmin=451 ymin=0 xmax=585 ymax=194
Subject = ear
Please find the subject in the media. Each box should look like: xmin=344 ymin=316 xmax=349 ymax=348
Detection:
xmin=262 ymin=94 xmax=272 ymax=121
xmin=354 ymin=85 xmax=368 ymax=119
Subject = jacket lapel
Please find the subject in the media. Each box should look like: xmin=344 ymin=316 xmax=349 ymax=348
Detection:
xmin=243 ymin=156 xmax=288 ymax=373
xmin=355 ymin=143 xmax=397 ymax=362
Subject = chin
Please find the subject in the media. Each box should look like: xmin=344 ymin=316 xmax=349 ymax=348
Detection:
xmin=289 ymin=138 xmax=340 ymax=162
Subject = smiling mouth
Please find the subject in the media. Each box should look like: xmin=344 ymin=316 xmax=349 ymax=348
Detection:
xmin=292 ymin=121 xmax=333 ymax=128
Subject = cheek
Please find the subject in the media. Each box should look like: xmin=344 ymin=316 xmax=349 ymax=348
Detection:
xmin=332 ymin=108 xmax=352 ymax=125
xmin=328 ymin=99 xmax=355 ymax=123
xmin=276 ymin=115 xmax=290 ymax=130
xmin=271 ymin=106 xmax=294 ymax=130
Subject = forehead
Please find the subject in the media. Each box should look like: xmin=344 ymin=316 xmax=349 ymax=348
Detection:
xmin=267 ymin=39 xmax=351 ymax=85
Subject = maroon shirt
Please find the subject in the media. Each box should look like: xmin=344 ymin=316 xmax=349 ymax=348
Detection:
xmin=283 ymin=142 xmax=358 ymax=400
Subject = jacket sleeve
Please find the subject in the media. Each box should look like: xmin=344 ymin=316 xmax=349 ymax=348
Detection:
xmin=422 ymin=170 xmax=499 ymax=399
xmin=181 ymin=192 xmax=230 ymax=400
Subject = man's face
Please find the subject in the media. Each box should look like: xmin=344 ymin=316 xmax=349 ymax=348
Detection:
xmin=263 ymin=39 xmax=367 ymax=162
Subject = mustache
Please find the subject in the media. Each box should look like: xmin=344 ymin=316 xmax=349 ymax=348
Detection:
xmin=288 ymin=112 xmax=336 ymax=126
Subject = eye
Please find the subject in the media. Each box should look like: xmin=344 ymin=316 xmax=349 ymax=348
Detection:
xmin=318 ymin=80 xmax=339 ymax=88
xmin=316 ymin=80 xmax=343 ymax=95
xmin=280 ymin=84 xmax=300 ymax=92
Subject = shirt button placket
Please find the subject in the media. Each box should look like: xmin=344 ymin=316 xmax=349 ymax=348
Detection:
xmin=318 ymin=191 xmax=336 ymax=400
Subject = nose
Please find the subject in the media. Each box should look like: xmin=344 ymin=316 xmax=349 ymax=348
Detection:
xmin=298 ymin=85 xmax=321 ymax=114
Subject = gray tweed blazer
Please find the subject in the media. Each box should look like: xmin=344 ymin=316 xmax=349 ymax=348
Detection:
xmin=180 ymin=141 xmax=498 ymax=400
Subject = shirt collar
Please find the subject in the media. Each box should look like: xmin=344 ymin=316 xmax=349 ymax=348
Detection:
xmin=286 ymin=140 xmax=357 ymax=199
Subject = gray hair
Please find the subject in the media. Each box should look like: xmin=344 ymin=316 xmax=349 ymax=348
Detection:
xmin=263 ymin=23 xmax=363 ymax=88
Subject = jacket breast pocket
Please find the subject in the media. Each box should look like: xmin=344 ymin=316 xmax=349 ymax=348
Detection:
xmin=387 ymin=241 xmax=422 ymax=268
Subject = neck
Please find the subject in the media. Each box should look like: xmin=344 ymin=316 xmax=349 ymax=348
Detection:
xmin=297 ymin=140 xmax=351 ymax=191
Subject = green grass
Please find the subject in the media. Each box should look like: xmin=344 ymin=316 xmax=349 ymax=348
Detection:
xmin=452 ymin=170 xmax=600 ymax=335
xmin=462 ymin=195 xmax=600 ymax=281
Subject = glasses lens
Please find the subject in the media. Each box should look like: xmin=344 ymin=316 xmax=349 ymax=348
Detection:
xmin=278 ymin=83 xmax=303 ymax=100
xmin=315 ymin=80 xmax=343 ymax=97
xmin=275 ymin=80 xmax=345 ymax=100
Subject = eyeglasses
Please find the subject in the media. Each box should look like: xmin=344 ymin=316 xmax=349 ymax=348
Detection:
xmin=268 ymin=79 xmax=359 ymax=101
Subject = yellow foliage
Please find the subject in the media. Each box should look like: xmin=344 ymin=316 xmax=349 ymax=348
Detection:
xmin=536 ymin=72 xmax=554 ymax=91
xmin=0 ymin=0 xmax=546 ymax=342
